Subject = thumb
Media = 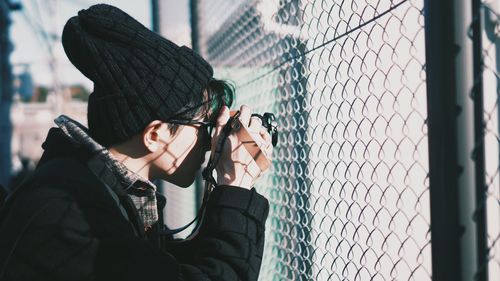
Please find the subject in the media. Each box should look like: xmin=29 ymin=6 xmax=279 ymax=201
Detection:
xmin=211 ymin=106 xmax=230 ymax=149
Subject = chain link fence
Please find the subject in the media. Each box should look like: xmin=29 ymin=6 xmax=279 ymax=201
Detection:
xmin=478 ymin=0 xmax=500 ymax=279
xmin=194 ymin=0 xmax=431 ymax=280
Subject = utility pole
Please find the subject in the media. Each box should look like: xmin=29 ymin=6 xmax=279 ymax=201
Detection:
xmin=151 ymin=0 xmax=160 ymax=33
xmin=0 ymin=0 xmax=21 ymax=189
xmin=190 ymin=0 xmax=199 ymax=52
xmin=48 ymin=0 xmax=62 ymax=114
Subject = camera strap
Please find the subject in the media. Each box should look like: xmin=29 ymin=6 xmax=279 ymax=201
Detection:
xmin=159 ymin=112 xmax=241 ymax=239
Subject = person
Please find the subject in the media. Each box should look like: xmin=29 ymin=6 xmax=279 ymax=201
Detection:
xmin=0 ymin=4 xmax=272 ymax=281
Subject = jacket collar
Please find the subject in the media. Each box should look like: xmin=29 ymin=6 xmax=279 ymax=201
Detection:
xmin=52 ymin=115 xmax=159 ymax=229
xmin=54 ymin=115 xmax=156 ymax=191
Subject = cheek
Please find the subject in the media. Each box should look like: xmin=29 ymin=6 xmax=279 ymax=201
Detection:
xmin=163 ymin=127 xmax=199 ymax=170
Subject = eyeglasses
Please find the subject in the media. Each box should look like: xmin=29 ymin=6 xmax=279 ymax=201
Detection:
xmin=167 ymin=119 xmax=215 ymax=138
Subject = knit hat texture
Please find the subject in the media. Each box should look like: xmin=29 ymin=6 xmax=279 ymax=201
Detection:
xmin=62 ymin=4 xmax=213 ymax=146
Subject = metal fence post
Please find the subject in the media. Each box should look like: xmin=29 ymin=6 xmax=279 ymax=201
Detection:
xmin=189 ymin=0 xmax=199 ymax=53
xmin=188 ymin=0 xmax=204 ymax=212
xmin=471 ymin=0 xmax=489 ymax=280
xmin=425 ymin=0 xmax=483 ymax=280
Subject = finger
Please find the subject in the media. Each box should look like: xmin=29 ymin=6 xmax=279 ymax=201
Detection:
xmin=216 ymin=105 xmax=230 ymax=127
xmin=238 ymin=105 xmax=251 ymax=127
xmin=260 ymin=128 xmax=271 ymax=144
xmin=212 ymin=106 xmax=230 ymax=145
xmin=248 ymin=130 xmax=265 ymax=147
xmin=248 ymin=116 xmax=262 ymax=132
xmin=257 ymin=129 xmax=273 ymax=158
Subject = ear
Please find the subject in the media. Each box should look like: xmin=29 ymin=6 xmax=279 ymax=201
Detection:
xmin=142 ymin=120 xmax=170 ymax=153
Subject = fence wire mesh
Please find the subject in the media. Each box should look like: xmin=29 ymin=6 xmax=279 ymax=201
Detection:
xmin=478 ymin=0 xmax=500 ymax=279
xmin=195 ymin=0 xmax=431 ymax=280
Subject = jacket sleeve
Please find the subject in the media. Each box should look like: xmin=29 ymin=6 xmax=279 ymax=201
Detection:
xmin=162 ymin=185 xmax=270 ymax=281
xmin=1 ymin=185 xmax=269 ymax=281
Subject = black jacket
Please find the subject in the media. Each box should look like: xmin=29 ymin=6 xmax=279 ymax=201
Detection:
xmin=0 ymin=128 xmax=269 ymax=281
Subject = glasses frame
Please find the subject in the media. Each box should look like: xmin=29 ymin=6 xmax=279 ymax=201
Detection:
xmin=167 ymin=119 xmax=215 ymax=138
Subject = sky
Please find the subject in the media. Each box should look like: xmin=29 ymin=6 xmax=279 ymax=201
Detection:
xmin=9 ymin=0 xmax=153 ymax=90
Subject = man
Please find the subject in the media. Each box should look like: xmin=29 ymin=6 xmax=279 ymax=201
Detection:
xmin=0 ymin=4 xmax=272 ymax=281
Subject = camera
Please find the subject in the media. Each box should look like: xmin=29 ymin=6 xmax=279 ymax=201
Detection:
xmin=228 ymin=111 xmax=278 ymax=171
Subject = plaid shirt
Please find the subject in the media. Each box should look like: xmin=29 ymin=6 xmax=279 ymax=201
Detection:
xmin=54 ymin=115 xmax=158 ymax=229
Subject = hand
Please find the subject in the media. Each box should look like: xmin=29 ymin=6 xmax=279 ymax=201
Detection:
xmin=211 ymin=105 xmax=273 ymax=189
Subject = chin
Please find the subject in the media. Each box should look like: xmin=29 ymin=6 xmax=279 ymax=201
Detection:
xmin=166 ymin=173 xmax=196 ymax=188
xmin=160 ymin=163 xmax=201 ymax=188
xmin=175 ymin=178 xmax=195 ymax=188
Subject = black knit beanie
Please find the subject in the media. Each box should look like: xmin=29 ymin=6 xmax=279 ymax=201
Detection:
xmin=61 ymin=4 xmax=213 ymax=146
